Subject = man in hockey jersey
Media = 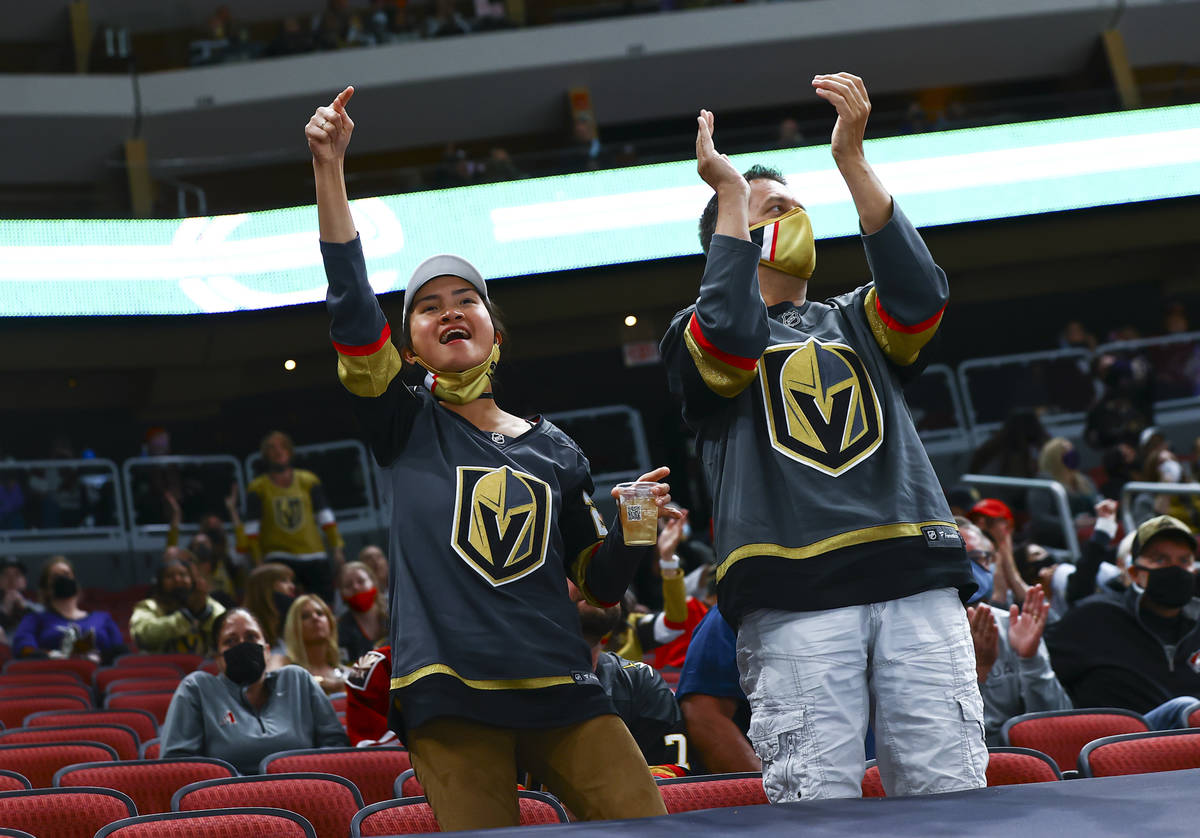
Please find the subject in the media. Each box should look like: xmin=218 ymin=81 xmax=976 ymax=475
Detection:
xmin=661 ymin=73 xmax=984 ymax=801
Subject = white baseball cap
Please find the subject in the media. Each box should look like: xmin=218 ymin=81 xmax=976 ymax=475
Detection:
xmin=403 ymin=254 xmax=487 ymax=325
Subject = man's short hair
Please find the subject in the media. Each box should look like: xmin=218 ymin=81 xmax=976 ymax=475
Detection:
xmin=698 ymin=164 xmax=788 ymax=255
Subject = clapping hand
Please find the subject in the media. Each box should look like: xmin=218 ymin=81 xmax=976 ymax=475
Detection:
xmin=1008 ymin=584 xmax=1050 ymax=659
xmin=812 ymin=72 xmax=871 ymax=164
xmin=695 ymin=110 xmax=748 ymax=196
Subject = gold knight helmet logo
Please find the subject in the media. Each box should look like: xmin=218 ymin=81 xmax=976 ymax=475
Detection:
xmin=760 ymin=338 xmax=884 ymax=476
xmin=273 ymin=496 xmax=305 ymax=533
xmin=451 ymin=465 xmax=552 ymax=586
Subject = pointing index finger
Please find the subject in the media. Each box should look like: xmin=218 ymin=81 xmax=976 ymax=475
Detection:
xmin=333 ymin=85 xmax=355 ymax=113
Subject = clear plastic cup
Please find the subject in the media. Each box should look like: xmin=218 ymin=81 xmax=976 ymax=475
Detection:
xmin=615 ymin=481 xmax=659 ymax=546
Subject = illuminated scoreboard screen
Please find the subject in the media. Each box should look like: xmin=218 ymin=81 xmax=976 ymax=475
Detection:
xmin=3 ymin=103 xmax=1198 ymax=316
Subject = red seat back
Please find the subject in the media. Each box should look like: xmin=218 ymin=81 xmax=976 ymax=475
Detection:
xmin=0 ymin=724 xmax=139 ymax=761
xmin=0 ymin=787 xmax=136 ymax=838
xmin=1080 ymin=729 xmax=1200 ymax=777
xmin=263 ymin=747 xmax=412 ymax=805
xmin=0 ymin=684 xmax=93 ymax=705
xmin=0 ymin=673 xmax=85 ymax=687
xmin=95 ymin=666 xmax=182 ymax=693
xmin=0 ymin=741 xmax=118 ymax=788
xmin=105 ymin=690 xmax=175 ymax=724
xmin=106 ymin=677 xmax=183 ymax=695
xmin=174 ymin=773 xmax=364 ymax=838
xmin=351 ymin=791 xmax=567 ymax=836
xmin=985 ymin=747 xmax=1063 ymax=785
xmin=3 ymin=658 xmax=98 ymax=682
xmin=114 ymin=653 xmax=203 ymax=672
xmin=1187 ymin=701 xmax=1200 ymax=729
xmin=56 ymin=758 xmax=237 ymax=815
xmin=1002 ymin=709 xmax=1148 ymax=771
xmin=140 ymin=738 xmax=161 ymax=759
xmin=26 ymin=708 xmax=159 ymax=743
xmin=0 ymin=695 xmax=89 ymax=729
xmin=393 ymin=769 xmax=423 ymax=798
xmin=0 ymin=770 xmax=31 ymax=791
xmin=95 ymin=808 xmax=317 ymax=838
xmin=656 ymin=773 xmax=768 ymax=813
xmin=862 ymin=763 xmax=885 ymax=797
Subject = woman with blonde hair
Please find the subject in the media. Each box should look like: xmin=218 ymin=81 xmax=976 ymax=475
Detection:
xmin=1027 ymin=437 xmax=1100 ymax=547
xmin=283 ymin=594 xmax=347 ymax=694
xmin=244 ymin=562 xmax=296 ymax=662
xmin=337 ymin=561 xmax=387 ymax=662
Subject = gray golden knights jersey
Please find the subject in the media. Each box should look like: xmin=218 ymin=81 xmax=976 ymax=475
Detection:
xmin=322 ymin=237 xmax=652 ymax=734
xmin=662 ymin=204 xmax=976 ymax=626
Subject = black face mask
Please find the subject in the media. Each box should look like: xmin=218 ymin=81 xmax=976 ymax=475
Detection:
xmin=1143 ymin=566 xmax=1196 ymax=609
xmin=272 ymin=591 xmax=296 ymax=617
xmin=169 ymin=586 xmax=192 ymax=606
xmin=51 ymin=576 xmax=78 ymax=599
xmin=191 ymin=543 xmax=213 ymax=563
xmin=223 ymin=641 xmax=267 ymax=686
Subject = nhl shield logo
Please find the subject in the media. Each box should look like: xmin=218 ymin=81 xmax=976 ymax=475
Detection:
xmin=451 ymin=465 xmax=551 ymax=587
xmin=759 ymin=338 xmax=884 ymax=476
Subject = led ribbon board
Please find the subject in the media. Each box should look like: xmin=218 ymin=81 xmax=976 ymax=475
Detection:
xmin=3 ymin=103 xmax=1199 ymax=316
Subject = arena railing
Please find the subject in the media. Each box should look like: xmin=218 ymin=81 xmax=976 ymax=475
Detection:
xmin=960 ymin=474 xmax=1081 ymax=559
xmin=245 ymin=439 xmax=380 ymax=535
xmin=957 ymin=348 xmax=1095 ymax=442
xmin=121 ymin=455 xmax=246 ymax=552
xmin=0 ymin=458 xmax=128 ymax=557
xmin=1094 ymin=330 xmax=1200 ymax=411
xmin=909 ymin=363 xmax=970 ymax=447
xmin=1119 ymin=481 xmax=1200 ymax=536
xmin=546 ymin=405 xmax=652 ymax=522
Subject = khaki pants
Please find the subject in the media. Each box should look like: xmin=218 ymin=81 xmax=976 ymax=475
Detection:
xmin=407 ymin=714 xmax=667 ymax=831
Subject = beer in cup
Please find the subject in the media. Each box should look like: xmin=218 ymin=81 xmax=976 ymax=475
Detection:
xmin=615 ymin=482 xmax=659 ymax=546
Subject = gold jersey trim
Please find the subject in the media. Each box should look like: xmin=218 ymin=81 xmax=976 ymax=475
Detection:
xmin=683 ymin=322 xmax=759 ymax=398
xmin=337 ymin=341 xmax=403 ymax=398
xmin=863 ymin=288 xmax=943 ymax=367
xmin=714 ymin=520 xmax=958 ymax=582
xmin=390 ymin=663 xmax=577 ymax=691
xmin=571 ymin=540 xmax=608 ymax=608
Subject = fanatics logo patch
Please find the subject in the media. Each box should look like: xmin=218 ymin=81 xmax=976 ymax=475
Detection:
xmin=759 ymin=338 xmax=884 ymax=476
xmin=451 ymin=465 xmax=551 ymax=587
xmin=571 ymin=671 xmax=601 ymax=687
xmin=922 ymin=525 xmax=963 ymax=549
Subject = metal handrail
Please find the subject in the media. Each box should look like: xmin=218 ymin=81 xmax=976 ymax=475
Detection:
xmin=957 ymin=348 xmax=1093 ymax=434
xmin=960 ymin=474 xmax=1080 ymax=558
xmin=1119 ymin=481 xmax=1200 ymax=535
xmin=912 ymin=363 xmax=969 ymax=443
xmin=244 ymin=439 xmax=379 ymax=533
xmin=0 ymin=458 xmax=129 ymax=556
xmin=121 ymin=455 xmax=246 ymax=550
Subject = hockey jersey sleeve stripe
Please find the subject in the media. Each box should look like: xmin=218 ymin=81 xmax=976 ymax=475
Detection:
xmin=714 ymin=519 xmax=958 ymax=582
xmin=336 ymin=341 xmax=404 ymax=398
xmin=333 ymin=323 xmax=393 ymax=356
xmin=863 ymin=288 xmax=943 ymax=367
xmin=572 ymin=541 xmax=615 ymax=607
xmin=683 ymin=314 xmax=760 ymax=398
xmin=390 ymin=662 xmax=577 ymax=691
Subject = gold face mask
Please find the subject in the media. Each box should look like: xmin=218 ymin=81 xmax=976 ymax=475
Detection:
xmin=415 ymin=342 xmax=500 ymax=405
xmin=750 ymin=207 xmax=816 ymax=279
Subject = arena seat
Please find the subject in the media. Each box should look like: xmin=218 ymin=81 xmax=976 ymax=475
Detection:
xmin=2 ymin=657 xmax=98 ymax=682
xmin=261 ymin=746 xmax=411 ymax=805
xmin=350 ymin=791 xmax=568 ymax=836
xmin=140 ymin=737 xmax=161 ymax=759
xmin=1186 ymin=700 xmax=1200 ymax=729
xmin=95 ymin=665 xmax=183 ymax=693
xmin=0 ymin=672 xmax=85 ymax=688
xmin=656 ymin=772 xmax=768 ymax=813
xmin=105 ymin=690 xmax=175 ymax=724
xmin=0 ymin=741 xmax=117 ymax=787
xmin=0 ymin=770 xmax=31 ymax=792
xmin=55 ymin=757 xmax=237 ymax=815
xmin=1002 ymin=708 xmax=1148 ymax=771
xmin=863 ymin=747 xmax=1061 ymax=796
xmin=393 ymin=769 xmax=423 ymax=799
xmin=0 ymin=695 xmax=90 ymax=728
xmin=0 ymin=683 xmax=93 ymax=705
xmin=0 ymin=827 xmax=36 ymax=838
xmin=114 ymin=653 xmax=203 ymax=671
xmin=862 ymin=761 xmax=885 ymax=798
xmin=173 ymin=772 xmax=364 ymax=838
xmin=0 ymin=787 xmax=136 ymax=838
xmin=106 ymin=676 xmax=184 ymax=695
xmin=1078 ymin=729 xmax=1200 ymax=778
xmin=25 ymin=708 xmax=159 ymax=744
xmin=95 ymin=807 xmax=317 ymax=838
xmin=0 ymin=723 xmax=140 ymax=761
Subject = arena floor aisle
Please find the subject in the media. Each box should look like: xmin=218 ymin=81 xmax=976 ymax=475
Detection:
xmin=432 ymin=769 xmax=1200 ymax=837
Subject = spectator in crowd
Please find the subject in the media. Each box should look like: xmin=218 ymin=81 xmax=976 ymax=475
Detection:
xmin=1046 ymin=515 xmax=1200 ymax=729
xmin=1028 ymin=437 xmax=1100 ymax=548
xmin=0 ymin=466 xmax=24 ymax=530
xmin=610 ymin=514 xmax=692 ymax=664
xmin=161 ymin=608 xmax=347 ymax=774
xmin=337 ymin=561 xmax=388 ymax=662
xmin=961 ymin=522 xmax=1072 ymax=744
xmin=164 ymin=491 xmax=239 ymax=608
xmin=245 ymin=430 xmax=345 ymax=603
xmin=1098 ymin=442 xmax=1138 ymax=500
xmin=130 ymin=551 xmax=225 ymax=656
xmin=1085 ymin=354 xmax=1154 ymax=453
xmin=27 ymin=438 xmax=88 ymax=528
xmin=573 ymin=582 xmax=688 ymax=773
xmin=675 ymin=606 xmax=759 ymax=775
xmin=12 ymin=556 xmax=126 ymax=663
xmin=357 ymin=544 xmax=389 ymax=594
xmin=283 ymin=594 xmax=347 ymax=695
xmin=1151 ymin=302 xmax=1200 ymax=399
xmin=966 ymin=500 xmax=1028 ymax=608
xmin=313 ymin=8 xmax=346 ymax=50
xmin=1059 ymin=320 xmax=1097 ymax=352
xmin=479 ymin=148 xmax=525 ymax=183
xmin=1040 ymin=499 xmax=1124 ymax=615
xmin=425 ymin=0 xmax=471 ymax=37
xmin=1131 ymin=438 xmax=1200 ymax=528
xmin=774 ymin=117 xmax=804 ymax=148
xmin=663 ymin=84 xmax=982 ymax=802
xmin=0 ymin=558 xmax=41 ymax=637
xmin=244 ymin=562 xmax=296 ymax=664
xmin=265 ymin=17 xmax=314 ymax=57
xmin=968 ymin=409 xmax=1049 ymax=510
xmin=562 ymin=113 xmax=608 ymax=172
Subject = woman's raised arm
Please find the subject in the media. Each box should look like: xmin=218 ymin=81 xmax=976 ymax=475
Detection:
xmin=307 ymin=85 xmax=357 ymax=244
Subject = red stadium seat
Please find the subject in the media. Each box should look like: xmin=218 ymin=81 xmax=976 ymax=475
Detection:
xmin=106 ymin=677 xmax=184 ymax=695
xmin=0 ymin=741 xmax=118 ymax=788
xmin=656 ymin=772 xmax=768 ymax=813
xmin=26 ymin=708 xmax=159 ymax=744
xmin=864 ymin=748 xmax=1061 ymax=796
xmin=0 ymin=787 xmax=136 ymax=838
xmin=95 ymin=665 xmax=182 ymax=693
xmin=261 ymin=747 xmax=412 ymax=805
xmin=328 ymin=692 xmax=347 ymax=713
xmin=0 ymin=724 xmax=140 ymax=761
xmin=199 ymin=659 xmax=221 ymax=675
xmin=173 ymin=772 xmax=364 ymax=838
xmin=0 ymin=683 xmax=93 ymax=705
xmin=0 ymin=828 xmax=35 ymax=838
xmin=1079 ymin=729 xmax=1200 ymax=778
xmin=3 ymin=658 xmax=98 ymax=682
xmin=55 ymin=757 xmax=237 ymax=815
xmin=140 ymin=738 xmax=161 ymax=759
xmin=393 ymin=769 xmax=423 ymax=799
xmin=114 ymin=653 xmax=204 ymax=672
xmin=350 ymin=791 xmax=568 ymax=836
xmin=0 ymin=695 xmax=89 ymax=729
xmin=0 ymin=770 xmax=31 ymax=791
xmin=105 ymin=690 xmax=175 ymax=724
xmin=1001 ymin=708 xmax=1148 ymax=771
xmin=95 ymin=807 xmax=317 ymax=838
xmin=0 ymin=673 xmax=85 ymax=687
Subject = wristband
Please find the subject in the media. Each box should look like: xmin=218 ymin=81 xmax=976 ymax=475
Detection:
xmin=659 ymin=556 xmax=680 ymax=572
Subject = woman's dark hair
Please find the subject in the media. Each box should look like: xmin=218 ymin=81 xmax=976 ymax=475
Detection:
xmin=698 ymin=164 xmax=788 ymax=254
xmin=38 ymin=555 xmax=75 ymax=595
xmin=210 ymin=606 xmax=257 ymax=650
xmin=152 ymin=550 xmax=197 ymax=613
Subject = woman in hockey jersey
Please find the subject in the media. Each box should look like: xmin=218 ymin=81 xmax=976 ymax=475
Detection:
xmin=307 ymin=86 xmax=672 ymax=830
